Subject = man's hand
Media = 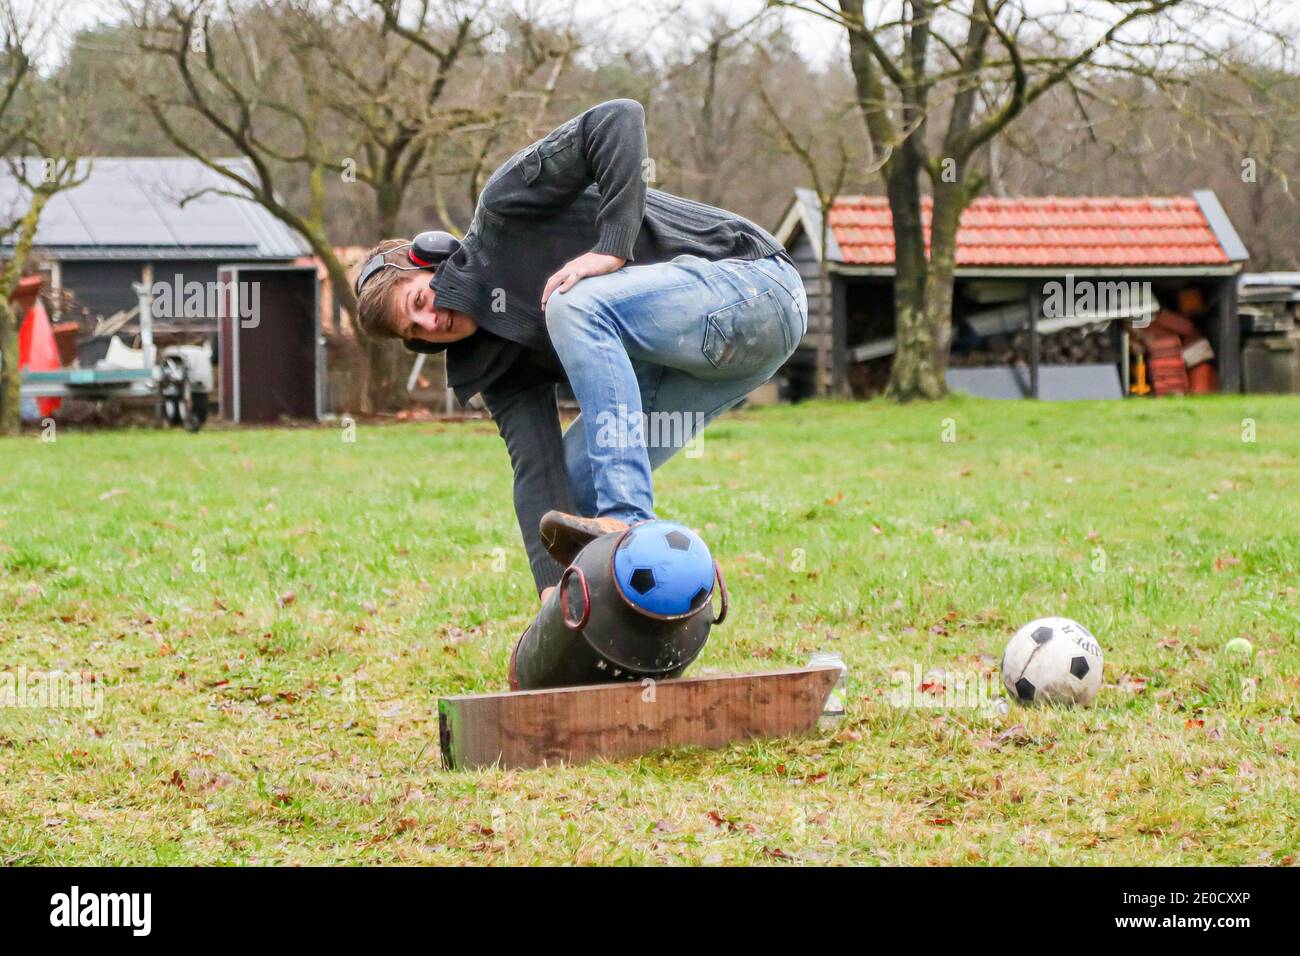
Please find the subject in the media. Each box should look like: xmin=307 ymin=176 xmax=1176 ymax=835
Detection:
xmin=539 ymin=586 xmax=555 ymax=607
xmin=541 ymin=252 xmax=626 ymax=309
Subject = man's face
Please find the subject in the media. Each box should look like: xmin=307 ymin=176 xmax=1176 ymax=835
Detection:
xmin=391 ymin=272 xmax=478 ymax=345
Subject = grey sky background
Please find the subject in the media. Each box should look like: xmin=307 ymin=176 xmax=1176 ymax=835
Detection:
xmin=14 ymin=0 xmax=1298 ymax=74
xmin=15 ymin=0 xmax=843 ymax=70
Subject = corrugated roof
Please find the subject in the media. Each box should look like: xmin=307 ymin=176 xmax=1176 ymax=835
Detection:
xmin=0 ymin=157 xmax=310 ymax=260
xmin=796 ymin=194 xmax=1245 ymax=268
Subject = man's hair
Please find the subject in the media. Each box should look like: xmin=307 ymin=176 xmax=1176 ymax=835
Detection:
xmin=355 ymin=239 xmax=413 ymax=339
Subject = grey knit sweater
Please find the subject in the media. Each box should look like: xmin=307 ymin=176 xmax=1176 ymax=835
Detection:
xmin=408 ymin=99 xmax=785 ymax=590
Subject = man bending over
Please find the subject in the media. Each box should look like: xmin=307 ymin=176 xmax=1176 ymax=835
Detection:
xmin=355 ymin=99 xmax=807 ymax=598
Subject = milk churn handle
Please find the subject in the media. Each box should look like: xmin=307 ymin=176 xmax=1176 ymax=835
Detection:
xmin=712 ymin=560 xmax=729 ymax=625
xmin=559 ymin=565 xmax=591 ymax=631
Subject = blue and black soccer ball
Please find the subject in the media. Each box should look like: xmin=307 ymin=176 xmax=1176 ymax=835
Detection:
xmin=612 ymin=520 xmax=714 ymax=617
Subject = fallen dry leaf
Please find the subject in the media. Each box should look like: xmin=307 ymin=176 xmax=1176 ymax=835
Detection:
xmin=1119 ymin=674 xmax=1148 ymax=694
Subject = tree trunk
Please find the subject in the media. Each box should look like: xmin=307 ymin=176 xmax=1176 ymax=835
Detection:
xmin=891 ymin=177 xmax=963 ymax=401
xmin=916 ymin=179 xmax=966 ymax=397
xmin=838 ymin=0 xmax=932 ymax=403
xmin=883 ymin=144 xmax=942 ymax=402
xmin=816 ymin=219 xmax=833 ymax=396
xmin=0 ymin=300 xmax=20 ymax=436
xmin=366 ymin=338 xmax=413 ymax=413
xmin=0 ymin=192 xmax=51 ymax=436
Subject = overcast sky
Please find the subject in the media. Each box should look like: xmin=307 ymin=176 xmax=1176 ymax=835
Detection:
xmin=13 ymin=0 xmax=1297 ymax=73
xmin=15 ymin=0 xmax=845 ymax=70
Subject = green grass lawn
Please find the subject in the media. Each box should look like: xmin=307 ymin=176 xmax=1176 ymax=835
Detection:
xmin=1 ymin=396 xmax=1297 ymax=865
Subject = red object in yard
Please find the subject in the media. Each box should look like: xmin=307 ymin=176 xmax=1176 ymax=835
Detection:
xmin=10 ymin=275 xmax=41 ymax=313
xmin=1148 ymin=308 xmax=1201 ymax=346
xmin=1189 ymin=362 xmax=1218 ymax=394
xmin=52 ymin=321 xmax=80 ymax=367
xmin=1144 ymin=330 xmax=1190 ymax=396
xmin=18 ymin=298 xmax=62 ymax=418
xmin=1150 ymin=358 xmax=1189 ymax=395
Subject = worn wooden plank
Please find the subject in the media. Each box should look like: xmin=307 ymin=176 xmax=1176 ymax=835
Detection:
xmin=438 ymin=666 xmax=840 ymax=770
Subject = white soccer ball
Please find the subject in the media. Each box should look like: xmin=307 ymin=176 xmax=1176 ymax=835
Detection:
xmin=1000 ymin=617 xmax=1104 ymax=706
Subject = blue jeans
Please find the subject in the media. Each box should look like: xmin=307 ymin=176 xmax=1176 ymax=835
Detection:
xmin=544 ymin=252 xmax=808 ymax=522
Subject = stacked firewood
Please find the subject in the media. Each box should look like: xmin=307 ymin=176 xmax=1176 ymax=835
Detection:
xmin=847 ymin=356 xmax=892 ymax=398
xmin=949 ymin=322 xmax=1115 ymax=367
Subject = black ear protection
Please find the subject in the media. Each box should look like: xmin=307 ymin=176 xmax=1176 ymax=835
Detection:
xmin=354 ymin=230 xmax=462 ymax=296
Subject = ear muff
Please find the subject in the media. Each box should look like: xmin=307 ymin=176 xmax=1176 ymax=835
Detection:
xmin=409 ymin=231 xmax=461 ymax=267
xmin=355 ymin=231 xmax=464 ymax=296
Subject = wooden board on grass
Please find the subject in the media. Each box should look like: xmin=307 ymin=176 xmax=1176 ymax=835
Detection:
xmin=438 ymin=665 xmax=840 ymax=770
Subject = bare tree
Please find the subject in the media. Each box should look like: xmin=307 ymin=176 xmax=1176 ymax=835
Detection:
xmin=757 ymin=80 xmax=856 ymax=397
xmin=124 ymin=0 xmax=578 ymax=411
xmin=123 ymin=0 xmax=476 ymax=409
xmin=0 ymin=1 xmax=87 ymax=435
xmin=779 ymin=0 xmax=1295 ymax=401
xmin=654 ymin=10 xmax=769 ymax=207
xmin=445 ymin=8 xmax=579 ymax=215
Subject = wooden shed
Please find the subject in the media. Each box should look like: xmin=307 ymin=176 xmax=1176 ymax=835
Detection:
xmin=1 ymin=157 xmax=322 ymax=420
xmin=774 ymin=189 xmax=1250 ymax=399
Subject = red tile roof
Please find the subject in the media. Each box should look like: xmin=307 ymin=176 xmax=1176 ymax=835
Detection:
xmin=827 ymin=195 xmax=1231 ymax=267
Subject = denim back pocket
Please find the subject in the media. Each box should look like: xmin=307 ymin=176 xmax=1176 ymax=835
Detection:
xmin=702 ymin=290 xmax=792 ymax=376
